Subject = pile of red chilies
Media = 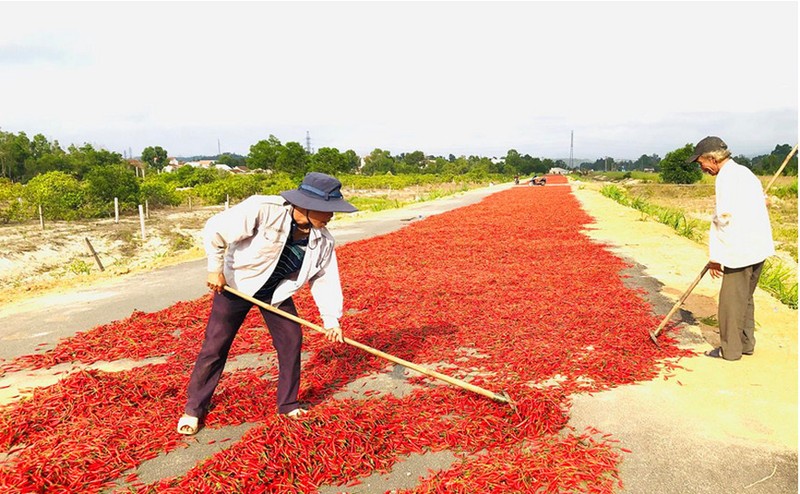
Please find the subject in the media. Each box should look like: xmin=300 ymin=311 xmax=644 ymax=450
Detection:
xmin=0 ymin=177 xmax=691 ymax=493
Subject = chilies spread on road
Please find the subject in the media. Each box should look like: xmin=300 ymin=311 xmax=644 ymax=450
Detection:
xmin=0 ymin=177 xmax=691 ymax=493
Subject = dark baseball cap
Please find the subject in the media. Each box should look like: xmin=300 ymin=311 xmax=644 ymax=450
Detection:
xmin=687 ymin=136 xmax=728 ymax=163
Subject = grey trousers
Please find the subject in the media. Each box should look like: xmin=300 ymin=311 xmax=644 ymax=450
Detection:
xmin=184 ymin=291 xmax=303 ymax=417
xmin=718 ymin=261 xmax=764 ymax=360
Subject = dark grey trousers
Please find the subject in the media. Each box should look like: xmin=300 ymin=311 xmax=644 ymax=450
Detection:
xmin=184 ymin=291 xmax=302 ymax=417
xmin=718 ymin=261 xmax=764 ymax=360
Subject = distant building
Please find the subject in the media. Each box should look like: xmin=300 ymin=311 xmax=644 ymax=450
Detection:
xmin=548 ymin=167 xmax=569 ymax=175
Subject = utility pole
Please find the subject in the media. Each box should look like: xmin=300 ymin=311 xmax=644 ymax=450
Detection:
xmin=217 ymin=139 xmax=221 ymax=156
xmin=569 ymin=130 xmax=574 ymax=169
xmin=306 ymin=131 xmax=312 ymax=154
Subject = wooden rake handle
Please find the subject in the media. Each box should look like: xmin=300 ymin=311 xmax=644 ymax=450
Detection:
xmin=223 ymin=285 xmax=514 ymax=406
xmin=650 ymin=264 xmax=709 ymax=343
xmin=764 ymin=144 xmax=798 ymax=194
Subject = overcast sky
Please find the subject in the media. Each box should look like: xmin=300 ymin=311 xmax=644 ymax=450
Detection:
xmin=1 ymin=1 xmax=797 ymax=162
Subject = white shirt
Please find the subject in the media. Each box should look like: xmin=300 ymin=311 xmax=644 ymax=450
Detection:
xmin=203 ymin=195 xmax=343 ymax=328
xmin=709 ymin=160 xmax=774 ymax=268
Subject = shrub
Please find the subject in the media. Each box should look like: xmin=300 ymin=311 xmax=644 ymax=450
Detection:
xmin=23 ymin=171 xmax=85 ymax=220
xmin=0 ymin=178 xmax=33 ymax=223
xmin=660 ymin=144 xmax=702 ymax=184
xmin=84 ymin=165 xmax=140 ymax=215
xmin=141 ymin=179 xmax=181 ymax=207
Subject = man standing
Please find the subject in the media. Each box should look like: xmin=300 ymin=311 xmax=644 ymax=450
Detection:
xmin=688 ymin=136 xmax=775 ymax=361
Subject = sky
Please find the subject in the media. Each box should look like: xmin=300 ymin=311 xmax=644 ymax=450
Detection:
xmin=0 ymin=1 xmax=797 ymax=162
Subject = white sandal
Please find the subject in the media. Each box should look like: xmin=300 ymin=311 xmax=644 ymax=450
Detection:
xmin=177 ymin=414 xmax=200 ymax=435
xmin=285 ymin=408 xmax=309 ymax=419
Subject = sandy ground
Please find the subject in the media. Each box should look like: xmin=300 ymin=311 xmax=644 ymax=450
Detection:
xmin=0 ymin=180 xmax=796 ymax=492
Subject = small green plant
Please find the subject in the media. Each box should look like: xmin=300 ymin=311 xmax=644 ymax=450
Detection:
xmin=600 ymin=185 xmax=628 ymax=205
xmin=760 ymin=258 xmax=798 ymax=309
xmin=699 ymin=315 xmax=719 ymax=327
xmin=66 ymin=259 xmax=92 ymax=275
xmin=168 ymin=232 xmax=196 ymax=251
xmin=771 ymin=181 xmax=798 ymax=199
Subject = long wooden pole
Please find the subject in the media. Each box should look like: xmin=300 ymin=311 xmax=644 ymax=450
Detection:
xmin=764 ymin=144 xmax=798 ymax=193
xmin=84 ymin=237 xmax=105 ymax=272
xmin=223 ymin=285 xmax=514 ymax=407
xmin=649 ymin=264 xmax=709 ymax=344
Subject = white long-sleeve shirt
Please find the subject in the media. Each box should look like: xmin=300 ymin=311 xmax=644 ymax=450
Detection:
xmin=709 ymin=160 xmax=774 ymax=268
xmin=203 ymin=195 xmax=343 ymax=328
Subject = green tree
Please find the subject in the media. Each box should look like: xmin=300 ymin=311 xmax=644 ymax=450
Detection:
xmin=23 ymin=171 xmax=85 ymax=220
xmin=341 ymin=150 xmax=361 ymax=174
xmin=504 ymin=149 xmax=523 ymax=174
xmin=247 ymin=135 xmax=284 ymax=170
xmin=66 ymin=144 xmax=125 ymax=179
xmin=276 ymin=142 xmax=308 ymax=178
xmin=141 ymin=146 xmax=169 ymax=171
xmin=633 ymin=153 xmax=661 ymax=171
xmin=310 ymin=147 xmax=345 ymax=175
xmin=752 ymin=144 xmax=797 ymax=176
xmin=361 ymin=149 xmax=395 ymax=175
xmin=734 ymin=154 xmax=753 ymax=169
xmin=84 ymin=165 xmax=140 ymax=212
xmin=398 ymin=150 xmax=426 ymax=174
xmin=659 ymin=144 xmax=702 ymax=184
xmin=216 ymin=153 xmax=246 ymax=168
xmin=0 ymin=131 xmax=31 ymax=181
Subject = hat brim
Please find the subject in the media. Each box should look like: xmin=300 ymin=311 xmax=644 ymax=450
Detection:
xmin=686 ymin=152 xmax=702 ymax=164
xmin=281 ymin=190 xmax=358 ymax=213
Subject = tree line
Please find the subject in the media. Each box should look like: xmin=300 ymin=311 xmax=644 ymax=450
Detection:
xmin=0 ymin=128 xmax=795 ymax=223
xmin=579 ymin=144 xmax=796 ymax=178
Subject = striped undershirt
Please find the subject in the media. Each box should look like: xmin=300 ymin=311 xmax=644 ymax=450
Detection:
xmin=254 ymin=224 xmax=308 ymax=300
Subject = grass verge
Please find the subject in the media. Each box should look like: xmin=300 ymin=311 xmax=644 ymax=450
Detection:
xmin=600 ymin=184 xmax=798 ymax=309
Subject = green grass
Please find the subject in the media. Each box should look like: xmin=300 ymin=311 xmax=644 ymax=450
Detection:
xmin=573 ymin=171 xmax=662 ymax=183
xmin=600 ymin=183 xmax=797 ymax=308
xmin=600 ymin=185 xmax=703 ymax=241
xmin=770 ymin=181 xmax=798 ymax=199
xmin=760 ymin=258 xmax=799 ymax=309
xmin=348 ymin=196 xmax=410 ymax=212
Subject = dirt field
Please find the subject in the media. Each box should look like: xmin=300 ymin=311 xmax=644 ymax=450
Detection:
xmin=0 ymin=184 xmax=468 ymax=308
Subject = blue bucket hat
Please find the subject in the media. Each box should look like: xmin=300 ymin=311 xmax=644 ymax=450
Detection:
xmin=280 ymin=172 xmax=358 ymax=213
